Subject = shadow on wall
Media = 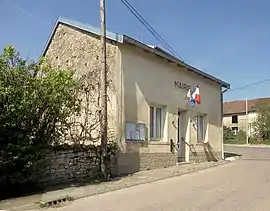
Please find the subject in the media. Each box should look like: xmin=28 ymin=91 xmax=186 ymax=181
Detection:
xmin=117 ymin=139 xmax=168 ymax=175
xmin=116 ymin=150 xmax=140 ymax=175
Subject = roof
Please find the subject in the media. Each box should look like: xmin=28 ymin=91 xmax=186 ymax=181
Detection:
xmin=42 ymin=17 xmax=230 ymax=89
xmin=223 ymin=97 xmax=270 ymax=115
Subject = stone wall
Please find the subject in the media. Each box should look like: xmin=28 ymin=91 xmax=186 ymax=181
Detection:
xmin=119 ymin=142 xmax=178 ymax=172
xmin=139 ymin=153 xmax=178 ymax=170
xmin=40 ymin=149 xmax=117 ymax=185
xmin=44 ymin=23 xmax=120 ymax=143
xmin=116 ymin=151 xmax=178 ymax=175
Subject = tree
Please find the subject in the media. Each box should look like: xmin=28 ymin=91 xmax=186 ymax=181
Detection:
xmin=253 ymin=101 xmax=270 ymax=140
xmin=0 ymin=46 xmax=81 ymax=197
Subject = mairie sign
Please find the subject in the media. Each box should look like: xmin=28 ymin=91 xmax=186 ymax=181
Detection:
xmin=174 ymin=81 xmax=191 ymax=91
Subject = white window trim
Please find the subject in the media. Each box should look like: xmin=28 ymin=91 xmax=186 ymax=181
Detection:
xmin=150 ymin=105 xmax=164 ymax=140
xmin=197 ymin=114 xmax=205 ymax=143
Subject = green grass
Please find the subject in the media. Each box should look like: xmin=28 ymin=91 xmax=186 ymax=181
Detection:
xmin=224 ymin=138 xmax=270 ymax=145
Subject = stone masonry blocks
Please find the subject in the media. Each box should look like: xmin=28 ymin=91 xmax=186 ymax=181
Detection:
xmin=40 ymin=150 xmax=117 ymax=185
xmin=139 ymin=153 xmax=178 ymax=170
xmin=45 ymin=23 xmax=119 ymax=142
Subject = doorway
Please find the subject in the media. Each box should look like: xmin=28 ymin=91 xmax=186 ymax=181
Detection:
xmin=177 ymin=109 xmax=188 ymax=162
xmin=177 ymin=110 xmax=182 ymax=159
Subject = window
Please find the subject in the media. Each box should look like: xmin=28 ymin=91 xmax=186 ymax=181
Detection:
xmin=197 ymin=115 xmax=204 ymax=143
xmin=232 ymin=115 xmax=238 ymax=123
xmin=231 ymin=126 xmax=238 ymax=135
xmin=150 ymin=106 xmax=164 ymax=139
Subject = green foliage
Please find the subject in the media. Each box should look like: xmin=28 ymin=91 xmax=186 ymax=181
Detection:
xmin=0 ymin=46 xmax=81 ymax=198
xmin=234 ymin=130 xmax=246 ymax=144
xmin=223 ymin=126 xmax=246 ymax=144
xmin=223 ymin=126 xmax=235 ymax=142
xmin=253 ymin=102 xmax=270 ymax=140
xmin=249 ymin=138 xmax=270 ymax=145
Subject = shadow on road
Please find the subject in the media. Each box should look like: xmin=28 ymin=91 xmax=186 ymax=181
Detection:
xmin=0 ymin=173 xmax=133 ymax=201
xmin=224 ymin=151 xmax=242 ymax=159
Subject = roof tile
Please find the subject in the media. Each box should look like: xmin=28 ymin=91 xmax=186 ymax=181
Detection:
xmin=223 ymin=97 xmax=270 ymax=114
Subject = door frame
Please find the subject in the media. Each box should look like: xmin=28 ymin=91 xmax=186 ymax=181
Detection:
xmin=177 ymin=110 xmax=181 ymax=157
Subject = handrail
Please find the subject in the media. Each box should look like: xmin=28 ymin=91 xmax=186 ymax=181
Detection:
xmin=170 ymin=137 xmax=192 ymax=150
xmin=170 ymin=137 xmax=197 ymax=153
xmin=180 ymin=137 xmax=193 ymax=147
xmin=179 ymin=137 xmax=198 ymax=157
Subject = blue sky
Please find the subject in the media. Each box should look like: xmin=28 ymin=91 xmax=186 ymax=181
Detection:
xmin=1 ymin=0 xmax=270 ymax=102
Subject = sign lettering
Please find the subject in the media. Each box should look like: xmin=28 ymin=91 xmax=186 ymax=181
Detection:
xmin=174 ymin=81 xmax=191 ymax=91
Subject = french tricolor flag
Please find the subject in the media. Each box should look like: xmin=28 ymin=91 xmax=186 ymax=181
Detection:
xmin=186 ymin=85 xmax=200 ymax=107
xmin=192 ymin=85 xmax=200 ymax=104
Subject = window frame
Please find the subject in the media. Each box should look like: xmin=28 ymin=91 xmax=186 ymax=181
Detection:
xmin=150 ymin=105 xmax=164 ymax=140
xmin=231 ymin=115 xmax=238 ymax=124
xmin=197 ymin=114 xmax=205 ymax=143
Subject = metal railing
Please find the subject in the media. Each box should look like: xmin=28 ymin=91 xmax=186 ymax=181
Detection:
xmin=170 ymin=137 xmax=195 ymax=153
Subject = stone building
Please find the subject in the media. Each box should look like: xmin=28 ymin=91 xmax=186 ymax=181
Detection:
xmin=223 ymin=97 xmax=270 ymax=136
xmin=42 ymin=17 xmax=230 ymax=175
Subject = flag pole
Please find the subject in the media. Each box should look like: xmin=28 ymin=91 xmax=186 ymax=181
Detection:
xmin=245 ymin=96 xmax=249 ymax=145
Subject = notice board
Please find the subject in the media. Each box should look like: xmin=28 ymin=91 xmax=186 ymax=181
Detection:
xmin=125 ymin=122 xmax=146 ymax=141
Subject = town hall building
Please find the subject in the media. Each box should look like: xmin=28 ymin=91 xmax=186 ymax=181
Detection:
xmin=42 ymin=17 xmax=230 ymax=175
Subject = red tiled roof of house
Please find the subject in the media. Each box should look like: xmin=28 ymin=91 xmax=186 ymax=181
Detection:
xmin=223 ymin=97 xmax=270 ymax=115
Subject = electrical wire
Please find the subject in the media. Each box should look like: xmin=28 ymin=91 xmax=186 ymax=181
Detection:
xmin=6 ymin=0 xmax=268 ymax=96
xmin=227 ymin=78 xmax=270 ymax=92
xmin=120 ymin=0 xmax=270 ymax=95
xmin=120 ymin=0 xmax=184 ymax=61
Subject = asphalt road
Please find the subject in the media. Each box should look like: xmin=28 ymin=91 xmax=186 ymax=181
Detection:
xmin=48 ymin=145 xmax=270 ymax=211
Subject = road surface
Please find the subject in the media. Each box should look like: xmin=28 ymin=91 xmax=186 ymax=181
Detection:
xmin=48 ymin=146 xmax=270 ymax=211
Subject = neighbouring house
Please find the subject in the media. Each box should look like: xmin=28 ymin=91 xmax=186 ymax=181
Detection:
xmin=223 ymin=97 xmax=270 ymax=136
xmin=42 ymin=17 xmax=230 ymax=175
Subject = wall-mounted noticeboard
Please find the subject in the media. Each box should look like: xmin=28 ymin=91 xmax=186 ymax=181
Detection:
xmin=125 ymin=122 xmax=146 ymax=141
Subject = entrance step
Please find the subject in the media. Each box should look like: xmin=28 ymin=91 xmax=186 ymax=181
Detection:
xmin=176 ymin=162 xmax=191 ymax=166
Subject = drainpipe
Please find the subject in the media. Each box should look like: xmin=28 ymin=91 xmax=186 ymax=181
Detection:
xmin=221 ymin=87 xmax=229 ymax=160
